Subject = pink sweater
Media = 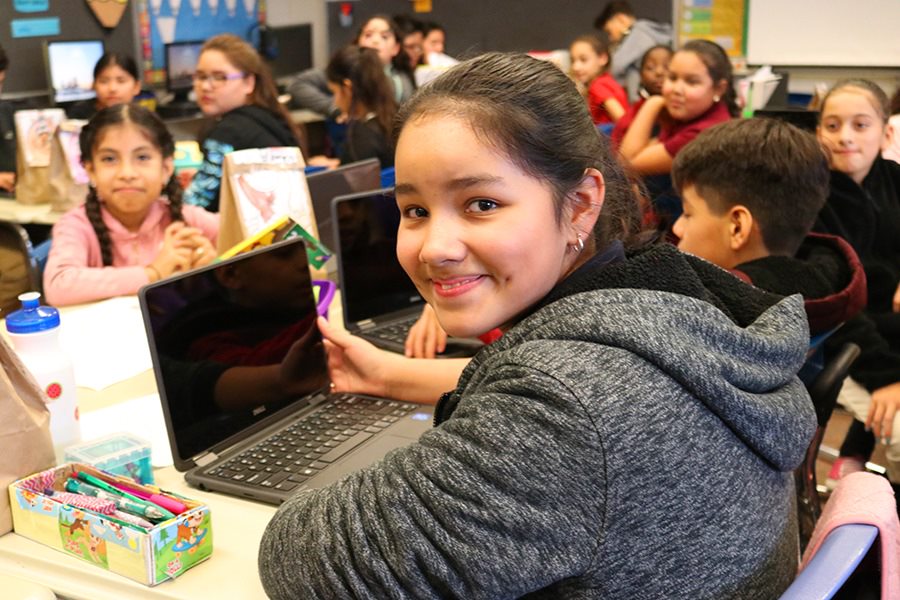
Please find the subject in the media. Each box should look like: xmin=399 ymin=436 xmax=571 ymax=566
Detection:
xmin=43 ymin=199 xmax=219 ymax=306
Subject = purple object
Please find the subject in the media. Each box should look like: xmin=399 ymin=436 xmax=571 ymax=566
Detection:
xmin=313 ymin=280 xmax=336 ymax=317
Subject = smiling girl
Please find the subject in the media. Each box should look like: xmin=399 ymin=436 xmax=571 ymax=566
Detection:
xmin=259 ymin=52 xmax=815 ymax=599
xmin=43 ymin=104 xmax=218 ymax=306
xmin=619 ymin=39 xmax=735 ymax=176
xmin=813 ymin=79 xmax=900 ymax=495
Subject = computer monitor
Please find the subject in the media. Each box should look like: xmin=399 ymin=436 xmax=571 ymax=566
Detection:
xmin=266 ymin=24 xmax=313 ymax=84
xmin=44 ymin=39 xmax=105 ymax=104
xmin=164 ymin=40 xmax=204 ymax=104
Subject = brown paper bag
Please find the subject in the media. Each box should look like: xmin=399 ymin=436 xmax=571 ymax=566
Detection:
xmin=0 ymin=334 xmax=56 ymax=535
xmin=47 ymin=120 xmax=89 ymax=212
xmin=13 ymin=109 xmax=66 ymax=206
xmin=217 ymin=147 xmax=317 ymax=254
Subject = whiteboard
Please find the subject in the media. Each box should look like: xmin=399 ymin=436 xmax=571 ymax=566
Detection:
xmin=746 ymin=0 xmax=900 ymax=67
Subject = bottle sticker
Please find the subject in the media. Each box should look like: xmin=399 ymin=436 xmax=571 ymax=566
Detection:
xmin=45 ymin=382 xmax=62 ymax=403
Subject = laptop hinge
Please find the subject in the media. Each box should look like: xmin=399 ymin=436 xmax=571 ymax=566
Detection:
xmin=194 ymin=452 xmax=218 ymax=467
xmin=357 ymin=319 xmax=376 ymax=331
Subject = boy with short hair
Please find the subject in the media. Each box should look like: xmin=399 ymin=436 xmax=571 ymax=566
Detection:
xmin=0 ymin=43 xmax=16 ymax=193
xmin=671 ymin=117 xmax=900 ymax=509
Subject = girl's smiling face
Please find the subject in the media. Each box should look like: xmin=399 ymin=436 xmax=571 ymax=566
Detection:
xmin=663 ymin=50 xmax=725 ymax=122
xmin=394 ymin=114 xmax=598 ymax=338
xmin=569 ymin=41 xmax=607 ymax=85
xmin=817 ymin=87 xmax=888 ymax=184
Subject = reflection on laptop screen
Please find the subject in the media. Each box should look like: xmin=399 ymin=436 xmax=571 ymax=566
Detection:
xmin=334 ymin=191 xmax=423 ymax=324
xmin=141 ymin=238 xmax=327 ymax=463
xmin=307 ymin=158 xmax=381 ymax=253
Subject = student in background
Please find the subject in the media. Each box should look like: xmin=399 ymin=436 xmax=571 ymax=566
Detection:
xmin=594 ymin=0 xmax=672 ymax=102
xmin=183 ymin=34 xmax=301 ymax=213
xmin=44 ymin=104 xmax=217 ymax=307
xmin=322 ymin=46 xmax=397 ymax=168
xmin=259 ymin=52 xmax=815 ymax=598
xmin=619 ymin=39 xmax=736 ymax=177
xmin=66 ymin=52 xmax=142 ymax=121
xmin=0 ymin=43 xmax=15 ymax=193
xmin=393 ymin=14 xmax=425 ymax=69
xmin=883 ymin=87 xmax=900 ymax=163
xmin=610 ymin=44 xmax=672 ymax=146
xmin=422 ymin=21 xmax=447 ymax=60
xmin=811 ymin=79 xmax=900 ymax=495
xmin=569 ymin=33 xmax=628 ymax=125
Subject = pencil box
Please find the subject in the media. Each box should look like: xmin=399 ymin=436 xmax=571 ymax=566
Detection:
xmin=8 ymin=463 xmax=213 ymax=586
xmin=64 ymin=433 xmax=154 ymax=485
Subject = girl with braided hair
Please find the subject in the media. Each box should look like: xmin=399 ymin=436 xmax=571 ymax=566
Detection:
xmin=43 ymin=104 xmax=218 ymax=306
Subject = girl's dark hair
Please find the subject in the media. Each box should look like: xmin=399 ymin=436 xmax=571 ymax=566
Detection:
xmin=395 ymin=52 xmax=643 ymax=252
xmin=93 ymin=51 xmax=139 ymax=81
xmin=679 ymin=39 xmax=738 ymax=117
xmin=571 ymin=33 xmax=612 ymax=76
xmin=200 ymin=34 xmax=303 ymax=145
xmin=820 ymin=79 xmax=890 ymax=124
xmin=355 ymin=15 xmax=416 ymax=88
xmin=326 ymin=46 xmax=397 ymax=136
xmin=80 ymin=104 xmax=183 ymax=266
xmin=640 ymin=44 xmax=673 ymax=69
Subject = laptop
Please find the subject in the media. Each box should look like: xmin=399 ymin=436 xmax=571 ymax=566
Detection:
xmin=331 ymin=189 xmax=483 ymax=357
xmin=306 ymin=158 xmax=381 ymax=254
xmin=138 ymin=237 xmax=433 ymax=505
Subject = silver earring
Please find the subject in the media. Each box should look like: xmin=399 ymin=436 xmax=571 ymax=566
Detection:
xmin=713 ymin=95 xmax=721 ymax=103
xmin=571 ymin=233 xmax=584 ymax=254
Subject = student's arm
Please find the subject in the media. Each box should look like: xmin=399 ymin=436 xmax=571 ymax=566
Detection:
xmin=866 ymin=382 xmax=900 ymax=442
xmin=318 ymin=316 xmax=465 ymax=405
xmin=0 ymin=172 xmax=14 ymax=192
xmin=287 ymin=68 xmax=337 ymax=118
xmin=893 ymin=282 xmax=900 ymax=313
xmin=618 ymin=95 xmax=673 ymax=175
xmin=603 ymin=98 xmax=626 ymax=123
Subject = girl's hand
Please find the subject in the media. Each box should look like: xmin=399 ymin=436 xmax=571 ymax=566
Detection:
xmin=317 ymin=316 xmax=394 ymax=398
xmin=893 ymin=281 xmax=900 ymax=313
xmin=0 ymin=172 xmax=15 ymax=192
xmin=188 ymin=233 xmax=216 ymax=269
xmin=307 ymin=155 xmax=340 ymax=169
xmin=405 ymin=304 xmax=448 ymax=358
xmin=148 ymin=222 xmax=195 ymax=279
xmin=866 ymin=382 xmax=900 ymax=444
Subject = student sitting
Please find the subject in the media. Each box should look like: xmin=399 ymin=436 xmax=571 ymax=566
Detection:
xmin=569 ymin=33 xmax=628 ymax=125
xmin=0 ymin=43 xmax=15 ymax=193
xmin=393 ymin=14 xmax=425 ymax=69
xmin=594 ymin=0 xmax=672 ymax=102
xmin=811 ymin=79 xmax=900 ymax=496
xmin=183 ymin=34 xmax=301 ymax=213
xmin=44 ymin=105 xmax=217 ymax=307
xmin=258 ymin=52 xmax=815 ymax=598
xmin=610 ymin=44 xmax=672 ymax=147
xmin=66 ymin=52 xmax=142 ymax=121
xmin=422 ymin=21 xmax=447 ymax=62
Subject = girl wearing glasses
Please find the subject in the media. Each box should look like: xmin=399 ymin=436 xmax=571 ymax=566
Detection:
xmin=183 ymin=34 xmax=301 ymax=213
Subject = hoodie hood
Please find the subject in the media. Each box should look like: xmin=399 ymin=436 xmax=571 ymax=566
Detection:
xmin=439 ymin=243 xmax=815 ymax=472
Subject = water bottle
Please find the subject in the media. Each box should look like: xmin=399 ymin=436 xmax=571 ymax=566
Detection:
xmin=6 ymin=292 xmax=80 ymax=461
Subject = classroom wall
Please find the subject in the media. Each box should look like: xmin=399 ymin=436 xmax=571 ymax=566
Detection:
xmin=266 ymin=0 xmax=328 ymax=70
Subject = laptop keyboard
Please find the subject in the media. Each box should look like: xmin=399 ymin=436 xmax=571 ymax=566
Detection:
xmin=206 ymin=394 xmax=416 ymax=492
xmin=369 ymin=318 xmax=416 ymax=344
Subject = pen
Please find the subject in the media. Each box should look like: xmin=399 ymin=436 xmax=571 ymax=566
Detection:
xmin=66 ymin=479 xmax=175 ymax=522
xmin=110 ymin=481 xmax=188 ymax=515
xmin=76 ymin=471 xmax=145 ymax=504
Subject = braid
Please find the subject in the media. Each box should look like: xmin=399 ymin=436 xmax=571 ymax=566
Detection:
xmin=165 ymin=176 xmax=184 ymax=223
xmin=85 ymin=187 xmax=113 ymax=266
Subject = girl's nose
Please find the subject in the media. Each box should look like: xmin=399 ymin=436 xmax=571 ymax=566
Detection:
xmin=419 ymin=220 xmax=466 ymax=265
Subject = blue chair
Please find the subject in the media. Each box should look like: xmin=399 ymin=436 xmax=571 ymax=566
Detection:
xmin=596 ymin=122 xmax=615 ymax=136
xmin=32 ymin=237 xmax=51 ymax=279
xmin=780 ymin=523 xmax=879 ymax=599
xmin=380 ymin=167 xmax=395 ymax=188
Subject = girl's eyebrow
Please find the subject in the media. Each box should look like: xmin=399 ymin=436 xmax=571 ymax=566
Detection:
xmin=395 ymin=175 xmax=504 ymax=196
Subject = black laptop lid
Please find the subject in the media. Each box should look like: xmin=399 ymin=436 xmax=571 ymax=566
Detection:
xmin=307 ymin=158 xmax=381 ymax=252
xmin=332 ymin=189 xmax=424 ymax=326
xmin=139 ymin=237 xmax=328 ymax=470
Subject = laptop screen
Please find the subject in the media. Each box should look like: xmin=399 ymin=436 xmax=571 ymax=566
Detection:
xmin=307 ymin=158 xmax=381 ymax=253
xmin=332 ymin=190 xmax=424 ymax=326
xmin=140 ymin=238 xmax=329 ymax=466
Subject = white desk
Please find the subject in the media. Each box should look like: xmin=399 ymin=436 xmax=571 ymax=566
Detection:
xmin=0 ymin=198 xmax=62 ymax=226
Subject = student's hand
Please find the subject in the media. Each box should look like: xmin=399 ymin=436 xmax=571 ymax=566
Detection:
xmin=405 ymin=304 xmax=448 ymax=358
xmin=307 ymin=155 xmax=340 ymax=169
xmin=148 ymin=222 xmax=196 ymax=279
xmin=317 ymin=316 xmax=394 ymax=398
xmin=866 ymin=382 xmax=900 ymax=444
xmin=893 ymin=282 xmax=900 ymax=313
xmin=188 ymin=233 xmax=216 ymax=269
xmin=0 ymin=172 xmax=15 ymax=192
xmin=279 ymin=324 xmax=328 ymax=398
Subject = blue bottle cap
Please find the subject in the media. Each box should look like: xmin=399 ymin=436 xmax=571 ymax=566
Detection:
xmin=5 ymin=292 xmax=60 ymax=334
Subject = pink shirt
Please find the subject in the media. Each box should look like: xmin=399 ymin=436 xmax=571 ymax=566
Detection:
xmin=43 ymin=200 xmax=219 ymax=306
xmin=587 ymin=73 xmax=629 ymax=125
xmin=658 ymin=101 xmax=732 ymax=158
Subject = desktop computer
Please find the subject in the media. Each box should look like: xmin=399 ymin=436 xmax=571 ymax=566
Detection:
xmin=157 ymin=40 xmax=204 ymax=119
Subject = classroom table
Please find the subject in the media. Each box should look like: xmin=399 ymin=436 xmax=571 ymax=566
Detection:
xmin=0 ymin=198 xmax=63 ymax=226
xmin=0 ymin=291 xmax=346 ymax=599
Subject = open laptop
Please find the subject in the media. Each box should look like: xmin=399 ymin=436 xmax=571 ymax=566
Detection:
xmin=138 ymin=237 xmax=433 ymax=505
xmin=332 ymin=189 xmax=483 ymax=357
xmin=307 ymin=158 xmax=381 ymax=254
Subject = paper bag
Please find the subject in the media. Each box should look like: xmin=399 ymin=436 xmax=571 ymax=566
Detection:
xmin=13 ymin=109 xmax=66 ymax=206
xmin=0 ymin=335 xmax=56 ymax=535
xmin=47 ymin=119 xmax=89 ymax=212
xmin=217 ymin=147 xmax=318 ymax=255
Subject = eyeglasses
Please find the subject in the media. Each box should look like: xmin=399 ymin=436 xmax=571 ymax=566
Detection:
xmin=192 ymin=71 xmax=246 ymax=87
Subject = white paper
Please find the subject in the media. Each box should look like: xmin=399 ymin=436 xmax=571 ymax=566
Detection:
xmin=59 ymin=297 xmax=153 ymax=391
xmin=79 ymin=394 xmax=173 ymax=467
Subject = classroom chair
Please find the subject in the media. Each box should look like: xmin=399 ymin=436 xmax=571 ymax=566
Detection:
xmin=0 ymin=221 xmax=42 ymax=314
xmin=795 ymin=342 xmax=861 ymax=551
xmin=380 ymin=167 xmax=396 ymax=189
xmin=781 ymin=471 xmax=899 ymax=600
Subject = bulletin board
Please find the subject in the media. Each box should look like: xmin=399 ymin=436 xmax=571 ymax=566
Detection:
xmin=136 ymin=0 xmax=265 ymax=85
xmin=675 ymin=0 xmax=747 ymax=58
